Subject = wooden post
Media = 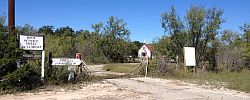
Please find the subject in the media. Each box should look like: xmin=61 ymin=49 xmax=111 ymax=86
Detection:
xmin=176 ymin=55 xmax=179 ymax=71
xmin=145 ymin=62 xmax=148 ymax=77
xmin=184 ymin=54 xmax=187 ymax=73
xmin=145 ymin=58 xmax=148 ymax=77
xmin=8 ymin=0 xmax=15 ymax=36
xmin=48 ymin=52 xmax=53 ymax=77
xmin=183 ymin=48 xmax=186 ymax=73
xmin=193 ymin=66 xmax=196 ymax=75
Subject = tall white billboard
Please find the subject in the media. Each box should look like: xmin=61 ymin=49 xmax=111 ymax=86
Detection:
xmin=184 ymin=47 xmax=196 ymax=66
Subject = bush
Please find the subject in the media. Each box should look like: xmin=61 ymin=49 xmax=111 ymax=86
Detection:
xmin=46 ymin=66 xmax=69 ymax=85
xmin=45 ymin=66 xmax=95 ymax=85
xmin=147 ymin=57 xmax=177 ymax=76
xmin=0 ymin=64 xmax=42 ymax=93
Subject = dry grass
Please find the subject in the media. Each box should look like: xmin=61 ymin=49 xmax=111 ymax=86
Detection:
xmin=103 ymin=63 xmax=250 ymax=93
xmin=103 ymin=63 xmax=139 ymax=74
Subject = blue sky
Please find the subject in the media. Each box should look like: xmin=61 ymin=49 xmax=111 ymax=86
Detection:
xmin=0 ymin=0 xmax=249 ymax=43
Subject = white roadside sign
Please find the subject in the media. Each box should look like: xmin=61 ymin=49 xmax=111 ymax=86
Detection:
xmin=19 ymin=35 xmax=44 ymax=50
xmin=184 ymin=47 xmax=196 ymax=66
xmin=19 ymin=35 xmax=45 ymax=80
xmin=52 ymin=58 xmax=82 ymax=66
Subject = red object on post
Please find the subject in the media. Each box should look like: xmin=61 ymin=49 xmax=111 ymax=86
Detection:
xmin=76 ymin=53 xmax=81 ymax=59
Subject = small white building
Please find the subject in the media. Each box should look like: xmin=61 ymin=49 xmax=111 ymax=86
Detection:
xmin=138 ymin=44 xmax=152 ymax=58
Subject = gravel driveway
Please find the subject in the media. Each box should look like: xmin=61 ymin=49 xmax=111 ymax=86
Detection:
xmin=1 ymin=64 xmax=250 ymax=100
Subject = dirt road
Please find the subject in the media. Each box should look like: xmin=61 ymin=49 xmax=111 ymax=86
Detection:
xmin=1 ymin=64 xmax=250 ymax=100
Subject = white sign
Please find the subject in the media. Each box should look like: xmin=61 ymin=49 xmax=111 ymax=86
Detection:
xmin=19 ymin=35 xmax=44 ymax=50
xmin=52 ymin=58 xmax=82 ymax=66
xmin=184 ymin=47 xmax=196 ymax=66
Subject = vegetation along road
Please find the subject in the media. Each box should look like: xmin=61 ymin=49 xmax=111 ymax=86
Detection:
xmin=1 ymin=1 xmax=250 ymax=100
xmin=0 ymin=64 xmax=250 ymax=100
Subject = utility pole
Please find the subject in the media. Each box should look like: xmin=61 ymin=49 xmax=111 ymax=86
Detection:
xmin=8 ymin=0 xmax=15 ymax=36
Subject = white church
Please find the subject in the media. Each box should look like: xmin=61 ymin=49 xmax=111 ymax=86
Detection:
xmin=138 ymin=44 xmax=153 ymax=59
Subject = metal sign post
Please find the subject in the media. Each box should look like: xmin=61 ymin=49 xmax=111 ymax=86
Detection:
xmin=41 ymin=50 xmax=45 ymax=80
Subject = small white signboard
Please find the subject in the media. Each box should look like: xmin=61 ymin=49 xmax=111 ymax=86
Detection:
xmin=19 ymin=35 xmax=44 ymax=50
xmin=184 ymin=47 xmax=196 ymax=66
xmin=52 ymin=58 xmax=82 ymax=66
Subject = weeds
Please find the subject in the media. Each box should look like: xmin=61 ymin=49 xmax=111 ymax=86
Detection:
xmin=103 ymin=63 xmax=138 ymax=74
xmin=104 ymin=63 xmax=250 ymax=93
xmin=190 ymin=70 xmax=250 ymax=92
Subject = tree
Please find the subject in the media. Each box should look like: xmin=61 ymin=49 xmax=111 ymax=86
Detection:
xmin=45 ymin=26 xmax=76 ymax=58
xmin=38 ymin=26 xmax=54 ymax=35
xmin=55 ymin=26 xmax=75 ymax=36
xmin=201 ymin=7 xmax=224 ymax=71
xmin=19 ymin=24 xmax=38 ymax=35
xmin=240 ymin=23 xmax=250 ymax=68
xmin=74 ymin=29 xmax=108 ymax=63
xmin=187 ymin=6 xmax=205 ymax=49
xmin=240 ymin=23 xmax=250 ymax=42
xmin=128 ymin=41 xmax=143 ymax=62
xmin=0 ymin=16 xmax=6 ymax=58
xmin=101 ymin=16 xmax=131 ymax=62
xmin=0 ymin=16 xmax=22 ymax=78
xmin=161 ymin=6 xmax=187 ymax=61
xmin=45 ymin=35 xmax=75 ymax=58
xmin=91 ymin=22 xmax=103 ymax=34
xmin=156 ymin=36 xmax=175 ymax=58
xmin=217 ymin=30 xmax=245 ymax=71
xmin=160 ymin=5 xmax=224 ymax=71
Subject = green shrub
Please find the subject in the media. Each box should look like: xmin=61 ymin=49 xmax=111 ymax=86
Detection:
xmin=46 ymin=66 xmax=69 ymax=85
xmin=147 ymin=59 xmax=159 ymax=76
xmin=0 ymin=64 xmax=42 ymax=93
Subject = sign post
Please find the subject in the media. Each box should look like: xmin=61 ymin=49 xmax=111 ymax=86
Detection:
xmin=19 ymin=35 xmax=44 ymax=80
xmin=41 ymin=50 xmax=45 ymax=80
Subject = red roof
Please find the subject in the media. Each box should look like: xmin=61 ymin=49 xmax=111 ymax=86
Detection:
xmin=145 ymin=44 xmax=153 ymax=51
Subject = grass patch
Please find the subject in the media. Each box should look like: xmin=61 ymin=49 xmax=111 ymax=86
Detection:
xmin=193 ymin=70 xmax=250 ymax=92
xmin=103 ymin=63 xmax=139 ymax=74
xmin=163 ymin=70 xmax=250 ymax=93
xmin=103 ymin=63 xmax=250 ymax=92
